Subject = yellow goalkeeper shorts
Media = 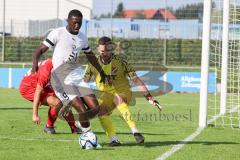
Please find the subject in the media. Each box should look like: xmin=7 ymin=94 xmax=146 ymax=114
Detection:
xmin=98 ymin=89 xmax=132 ymax=113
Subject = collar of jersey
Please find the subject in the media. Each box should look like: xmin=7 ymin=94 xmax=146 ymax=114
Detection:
xmin=99 ymin=54 xmax=113 ymax=65
xmin=65 ymin=27 xmax=79 ymax=36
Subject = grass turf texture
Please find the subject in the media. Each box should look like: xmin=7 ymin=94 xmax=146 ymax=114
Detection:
xmin=0 ymin=89 xmax=239 ymax=160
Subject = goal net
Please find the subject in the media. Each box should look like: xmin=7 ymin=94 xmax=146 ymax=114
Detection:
xmin=207 ymin=0 xmax=240 ymax=129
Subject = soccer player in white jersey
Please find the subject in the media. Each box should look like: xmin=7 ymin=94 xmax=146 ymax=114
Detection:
xmin=32 ymin=10 xmax=110 ymax=136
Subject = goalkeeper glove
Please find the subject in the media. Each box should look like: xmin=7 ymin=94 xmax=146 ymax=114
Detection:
xmin=145 ymin=94 xmax=163 ymax=111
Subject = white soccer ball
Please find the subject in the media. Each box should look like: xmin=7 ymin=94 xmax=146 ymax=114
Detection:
xmin=79 ymin=132 xmax=98 ymax=149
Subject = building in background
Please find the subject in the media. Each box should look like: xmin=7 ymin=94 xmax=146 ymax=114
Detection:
xmin=0 ymin=0 xmax=93 ymax=36
xmin=86 ymin=19 xmax=200 ymax=39
xmin=2 ymin=0 xmax=237 ymax=40
xmin=0 ymin=0 xmax=92 ymax=21
xmin=123 ymin=9 xmax=176 ymax=20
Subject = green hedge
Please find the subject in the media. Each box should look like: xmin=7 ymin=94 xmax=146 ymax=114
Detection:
xmin=0 ymin=37 xmax=202 ymax=66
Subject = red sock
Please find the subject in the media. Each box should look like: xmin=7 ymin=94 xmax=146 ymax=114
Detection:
xmin=62 ymin=111 xmax=76 ymax=130
xmin=46 ymin=107 xmax=58 ymax=128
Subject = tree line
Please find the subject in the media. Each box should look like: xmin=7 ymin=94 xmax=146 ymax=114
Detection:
xmin=96 ymin=2 xmax=205 ymax=19
xmin=95 ymin=2 xmax=240 ymax=23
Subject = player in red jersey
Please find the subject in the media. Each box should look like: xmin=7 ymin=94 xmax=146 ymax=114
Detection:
xmin=19 ymin=58 xmax=80 ymax=134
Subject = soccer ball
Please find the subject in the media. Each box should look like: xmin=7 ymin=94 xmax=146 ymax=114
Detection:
xmin=79 ymin=131 xmax=98 ymax=149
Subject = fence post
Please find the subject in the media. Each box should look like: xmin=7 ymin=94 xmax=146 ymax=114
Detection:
xmin=8 ymin=68 xmax=12 ymax=88
xmin=2 ymin=0 xmax=6 ymax=62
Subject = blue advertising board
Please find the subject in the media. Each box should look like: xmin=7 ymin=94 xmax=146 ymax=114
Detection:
xmin=0 ymin=68 xmax=216 ymax=93
xmin=166 ymin=72 xmax=216 ymax=93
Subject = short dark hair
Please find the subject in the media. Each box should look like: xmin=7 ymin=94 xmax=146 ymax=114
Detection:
xmin=98 ymin=36 xmax=112 ymax=45
xmin=68 ymin=9 xmax=83 ymax=19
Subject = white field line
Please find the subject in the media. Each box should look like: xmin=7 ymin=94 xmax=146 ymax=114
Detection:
xmin=156 ymin=113 xmax=222 ymax=160
xmin=0 ymin=112 xmax=226 ymax=159
xmin=207 ymin=113 xmax=222 ymax=124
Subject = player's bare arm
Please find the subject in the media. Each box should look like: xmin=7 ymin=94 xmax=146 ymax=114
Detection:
xmin=84 ymin=51 xmax=112 ymax=85
xmin=83 ymin=76 xmax=90 ymax=83
xmin=131 ymin=75 xmax=162 ymax=111
xmin=32 ymin=84 xmax=44 ymax=124
xmin=32 ymin=44 xmax=49 ymax=73
xmin=131 ymin=75 xmax=151 ymax=96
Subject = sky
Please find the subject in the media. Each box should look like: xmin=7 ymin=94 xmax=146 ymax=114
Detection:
xmin=92 ymin=0 xmax=203 ymax=16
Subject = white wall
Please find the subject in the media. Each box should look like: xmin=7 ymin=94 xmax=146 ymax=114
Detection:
xmin=0 ymin=0 xmax=93 ymax=22
xmin=0 ymin=0 xmax=93 ymax=36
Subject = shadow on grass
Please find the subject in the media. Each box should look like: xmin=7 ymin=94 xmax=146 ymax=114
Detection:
xmin=0 ymin=107 xmax=32 ymax=110
xmin=95 ymin=131 xmax=170 ymax=136
xmin=0 ymin=107 xmax=47 ymax=110
xmin=55 ymin=131 xmax=170 ymax=136
xmin=100 ymin=140 xmax=239 ymax=148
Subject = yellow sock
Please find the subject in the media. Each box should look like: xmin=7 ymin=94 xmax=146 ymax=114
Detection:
xmin=98 ymin=115 xmax=116 ymax=137
xmin=117 ymin=102 xmax=136 ymax=129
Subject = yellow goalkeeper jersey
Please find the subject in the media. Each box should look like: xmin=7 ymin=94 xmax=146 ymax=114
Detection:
xmin=84 ymin=55 xmax=136 ymax=92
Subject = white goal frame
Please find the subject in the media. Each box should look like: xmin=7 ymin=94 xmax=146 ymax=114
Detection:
xmin=199 ymin=0 xmax=230 ymax=128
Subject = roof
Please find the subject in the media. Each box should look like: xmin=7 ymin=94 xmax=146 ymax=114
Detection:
xmin=123 ymin=9 xmax=176 ymax=20
xmin=143 ymin=9 xmax=157 ymax=19
xmin=159 ymin=9 xmax=176 ymax=20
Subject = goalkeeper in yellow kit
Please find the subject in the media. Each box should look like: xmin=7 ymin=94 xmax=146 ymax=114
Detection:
xmin=84 ymin=36 xmax=161 ymax=145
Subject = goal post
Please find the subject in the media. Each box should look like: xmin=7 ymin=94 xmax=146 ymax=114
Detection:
xmin=199 ymin=0 xmax=212 ymax=128
xmin=200 ymin=0 xmax=240 ymax=129
xmin=220 ymin=0 xmax=230 ymax=115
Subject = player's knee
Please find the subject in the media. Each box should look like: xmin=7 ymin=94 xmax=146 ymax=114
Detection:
xmin=47 ymin=96 xmax=62 ymax=108
xmin=113 ymin=95 xmax=124 ymax=105
xmin=52 ymin=98 xmax=62 ymax=108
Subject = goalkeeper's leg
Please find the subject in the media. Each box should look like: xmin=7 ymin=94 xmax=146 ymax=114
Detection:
xmin=99 ymin=115 xmax=116 ymax=137
xmin=98 ymin=105 xmax=121 ymax=146
xmin=117 ymin=102 xmax=145 ymax=143
xmin=117 ymin=102 xmax=137 ymax=132
xmin=99 ymin=115 xmax=121 ymax=146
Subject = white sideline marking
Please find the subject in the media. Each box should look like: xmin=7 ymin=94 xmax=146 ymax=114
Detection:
xmin=156 ymin=127 xmax=204 ymax=160
xmin=156 ymin=114 xmax=222 ymax=160
xmin=0 ymin=136 xmax=76 ymax=142
xmin=207 ymin=113 xmax=221 ymax=124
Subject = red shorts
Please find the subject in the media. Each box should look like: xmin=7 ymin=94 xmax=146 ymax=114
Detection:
xmin=19 ymin=84 xmax=55 ymax=103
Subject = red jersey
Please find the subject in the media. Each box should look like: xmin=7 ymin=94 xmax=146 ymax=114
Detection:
xmin=19 ymin=59 xmax=55 ymax=102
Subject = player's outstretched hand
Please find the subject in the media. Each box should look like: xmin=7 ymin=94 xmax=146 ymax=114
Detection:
xmin=148 ymin=97 xmax=163 ymax=111
xmin=153 ymin=100 xmax=163 ymax=111
xmin=32 ymin=115 xmax=41 ymax=124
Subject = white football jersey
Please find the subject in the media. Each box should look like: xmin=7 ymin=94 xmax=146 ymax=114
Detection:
xmin=44 ymin=27 xmax=93 ymax=103
xmin=43 ymin=27 xmax=91 ymax=70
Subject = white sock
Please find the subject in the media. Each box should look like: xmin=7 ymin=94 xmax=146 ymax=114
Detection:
xmin=81 ymin=126 xmax=91 ymax=133
xmin=75 ymin=121 xmax=81 ymax=129
xmin=131 ymin=127 xmax=139 ymax=134
xmin=75 ymin=121 xmax=91 ymax=133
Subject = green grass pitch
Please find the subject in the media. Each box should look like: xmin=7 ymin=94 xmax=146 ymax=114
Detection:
xmin=0 ymin=88 xmax=239 ymax=160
